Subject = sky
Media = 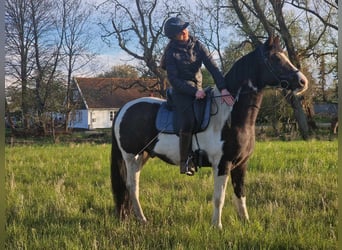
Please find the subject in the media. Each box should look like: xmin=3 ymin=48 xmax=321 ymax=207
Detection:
xmin=78 ymin=48 xmax=139 ymax=77
xmin=73 ymin=0 xmax=140 ymax=77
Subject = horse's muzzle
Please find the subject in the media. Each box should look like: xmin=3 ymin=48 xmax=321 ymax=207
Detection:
xmin=294 ymin=71 xmax=308 ymax=95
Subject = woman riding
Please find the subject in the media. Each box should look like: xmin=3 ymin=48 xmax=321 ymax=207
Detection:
xmin=161 ymin=16 xmax=235 ymax=176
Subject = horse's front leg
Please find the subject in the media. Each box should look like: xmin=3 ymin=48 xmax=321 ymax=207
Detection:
xmin=212 ymin=171 xmax=229 ymax=229
xmin=125 ymin=154 xmax=147 ymax=223
xmin=231 ymin=164 xmax=249 ymax=221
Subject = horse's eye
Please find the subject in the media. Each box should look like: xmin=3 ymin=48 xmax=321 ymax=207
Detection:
xmin=272 ymin=55 xmax=281 ymax=63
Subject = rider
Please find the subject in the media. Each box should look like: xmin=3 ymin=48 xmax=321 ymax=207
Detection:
xmin=161 ymin=16 xmax=235 ymax=176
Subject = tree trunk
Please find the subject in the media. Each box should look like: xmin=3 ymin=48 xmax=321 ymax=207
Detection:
xmin=282 ymin=91 xmax=309 ymax=140
xmin=270 ymin=0 xmax=301 ymax=68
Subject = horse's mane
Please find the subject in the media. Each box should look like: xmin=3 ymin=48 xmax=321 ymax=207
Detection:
xmin=224 ymin=46 xmax=261 ymax=96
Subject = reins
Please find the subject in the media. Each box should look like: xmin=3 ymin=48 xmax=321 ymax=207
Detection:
xmin=134 ymin=46 xmax=298 ymax=159
xmin=134 ymin=90 xmax=238 ymax=159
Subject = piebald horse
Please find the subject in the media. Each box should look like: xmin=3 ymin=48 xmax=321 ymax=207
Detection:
xmin=110 ymin=36 xmax=308 ymax=229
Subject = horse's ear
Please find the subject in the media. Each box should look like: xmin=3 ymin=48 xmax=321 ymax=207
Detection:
xmin=273 ymin=36 xmax=283 ymax=50
xmin=273 ymin=36 xmax=280 ymax=46
xmin=265 ymin=35 xmax=282 ymax=51
xmin=264 ymin=36 xmax=274 ymax=49
xmin=274 ymin=36 xmax=280 ymax=44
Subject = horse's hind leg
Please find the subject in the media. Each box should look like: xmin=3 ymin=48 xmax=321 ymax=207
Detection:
xmin=231 ymin=165 xmax=249 ymax=221
xmin=125 ymin=153 xmax=148 ymax=223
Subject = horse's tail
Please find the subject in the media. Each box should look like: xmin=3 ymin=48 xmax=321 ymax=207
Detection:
xmin=110 ymin=113 xmax=132 ymax=219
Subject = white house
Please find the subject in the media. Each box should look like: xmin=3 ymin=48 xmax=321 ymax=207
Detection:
xmin=69 ymin=77 xmax=158 ymax=130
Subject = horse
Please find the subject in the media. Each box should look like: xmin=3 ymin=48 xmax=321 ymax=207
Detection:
xmin=110 ymin=36 xmax=308 ymax=229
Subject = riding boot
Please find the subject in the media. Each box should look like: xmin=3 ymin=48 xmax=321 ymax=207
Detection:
xmin=179 ymin=132 xmax=195 ymax=176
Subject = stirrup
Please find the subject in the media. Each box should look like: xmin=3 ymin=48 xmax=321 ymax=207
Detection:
xmin=183 ymin=156 xmax=195 ymax=176
xmin=180 ymin=164 xmax=194 ymax=175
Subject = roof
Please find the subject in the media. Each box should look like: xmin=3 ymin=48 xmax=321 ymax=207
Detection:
xmin=74 ymin=77 xmax=159 ymax=109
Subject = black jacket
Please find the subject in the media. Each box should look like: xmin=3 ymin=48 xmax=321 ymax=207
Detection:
xmin=161 ymin=36 xmax=225 ymax=96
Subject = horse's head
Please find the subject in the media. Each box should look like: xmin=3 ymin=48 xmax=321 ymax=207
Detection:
xmin=260 ymin=36 xmax=308 ymax=95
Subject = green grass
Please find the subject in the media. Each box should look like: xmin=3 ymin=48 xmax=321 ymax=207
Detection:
xmin=5 ymin=140 xmax=337 ymax=249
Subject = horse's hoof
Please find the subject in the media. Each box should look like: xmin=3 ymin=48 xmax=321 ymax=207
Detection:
xmin=211 ymin=223 xmax=223 ymax=230
xmin=138 ymin=217 xmax=148 ymax=224
xmin=180 ymin=170 xmax=195 ymax=176
xmin=185 ymin=171 xmax=195 ymax=176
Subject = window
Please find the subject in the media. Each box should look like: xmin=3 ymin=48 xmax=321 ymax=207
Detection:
xmin=90 ymin=112 xmax=96 ymax=123
xmin=71 ymin=111 xmax=82 ymax=122
xmin=77 ymin=111 xmax=82 ymax=122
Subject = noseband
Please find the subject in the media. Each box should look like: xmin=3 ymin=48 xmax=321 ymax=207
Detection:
xmin=260 ymin=47 xmax=299 ymax=90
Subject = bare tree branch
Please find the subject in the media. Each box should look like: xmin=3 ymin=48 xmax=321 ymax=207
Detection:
xmin=287 ymin=0 xmax=338 ymax=30
xmin=97 ymin=0 xmax=178 ymax=96
xmin=231 ymin=0 xmax=261 ymax=47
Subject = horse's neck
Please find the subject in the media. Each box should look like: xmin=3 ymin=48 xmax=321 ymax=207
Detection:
xmin=232 ymin=91 xmax=263 ymax=127
xmin=224 ymin=51 xmax=258 ymax=96
xmin=210 ymin=88 xmax=233 ymax=130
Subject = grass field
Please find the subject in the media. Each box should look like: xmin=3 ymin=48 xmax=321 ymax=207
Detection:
xmin=5 ymin=140 xmax=337 ymax=249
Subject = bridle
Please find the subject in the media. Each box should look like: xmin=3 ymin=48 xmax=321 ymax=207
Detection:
xmin=211 ymin=45 xmax=299 ymax=104
xmin=260 ymin=46 xmax=299 ymax=90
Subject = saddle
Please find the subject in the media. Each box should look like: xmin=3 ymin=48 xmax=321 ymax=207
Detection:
xmin=156 ymin=87 xmax=213 ymax=134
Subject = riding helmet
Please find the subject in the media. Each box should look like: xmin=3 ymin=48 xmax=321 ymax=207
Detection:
xmin=164 ymin=17 xmax=189 ymax=39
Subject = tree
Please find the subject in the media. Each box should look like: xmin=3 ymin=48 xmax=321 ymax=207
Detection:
xmin=57 ymin=0 xmax=96 ymax=132
xmin=97 ymin=64 xmax=140 ymax=78
xmin=6 ymin=0 xmax=96 ymax=134
xmin=288 ymin=0 xmax=338 ymax=103
xmin=220 ymin=0 xmax=336 ymax=139
xmin=202 ymin=1 xmax=306 ymax=139
xmin=5 ymin=0 xmax=37 ymax=129
xmin=30 ymin=0 xmax=65 ymax=134
xmin=97 ymin=0 xmax=183 ymax=96
xmin=187 ymin=0 xmax=231 ymax=69
xmin=5 ymin=0 xmax=64 ymax=134
xmin=221 ymin=41 xmax=254 ymax=73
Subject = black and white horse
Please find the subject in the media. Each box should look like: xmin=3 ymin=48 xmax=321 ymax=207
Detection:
xmin=110 ymin=36 xmax=308 ymax=229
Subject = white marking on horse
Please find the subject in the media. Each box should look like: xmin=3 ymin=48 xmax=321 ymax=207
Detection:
xmin=124 ymin=153 xmax=147 ymax=222
xmin=153 ymin=133 xmax=180 ymax=164
xmin=114 ymin=97 xmax=163 ymax=222
xmin=212 ymin=172 xmax=229 ymax=229
xmin=233 ymin=194 xmax=249 ymax=221
xmin=248 ymin=79 xmax=258 ymax=92
xmin=152 ymin=88 xmax=233 ymax=168
xmin=278 ymin=52 xmax=308 ymax=95
xmin=116 ymin=88 xmax=233 ymax=226
xmin=278 ymin=52 xmax=298 ymax=71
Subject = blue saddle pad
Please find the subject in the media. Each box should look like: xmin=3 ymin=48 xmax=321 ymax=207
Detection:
xmin=156 ymin=88 xmax=213 ymax=134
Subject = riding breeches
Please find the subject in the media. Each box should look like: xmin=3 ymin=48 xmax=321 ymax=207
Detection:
xmin=172 ymin=92 xmax=195 ymax=133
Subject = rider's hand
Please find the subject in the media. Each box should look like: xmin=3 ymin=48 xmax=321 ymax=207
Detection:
xmin=195 ymin=90 xmax=206 ymax=99
xmin=221 ymin=89 xmax=234 ymax=106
